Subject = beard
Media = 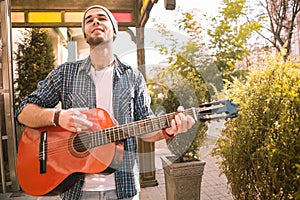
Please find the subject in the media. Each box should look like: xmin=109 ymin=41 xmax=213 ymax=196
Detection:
xmin=86 ymin=36 xmax=104 ymax=46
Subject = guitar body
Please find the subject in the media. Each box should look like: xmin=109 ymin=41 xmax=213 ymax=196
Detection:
xmin=17 ymin=108 xmax=124 ymax=196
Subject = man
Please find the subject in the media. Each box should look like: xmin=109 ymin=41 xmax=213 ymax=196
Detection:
xmin=16 ymin=5 xmax=195 ymax=200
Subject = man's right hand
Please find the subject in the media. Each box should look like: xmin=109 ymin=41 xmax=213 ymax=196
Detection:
xmin=58 ymin=108 xmax=94 ymax=133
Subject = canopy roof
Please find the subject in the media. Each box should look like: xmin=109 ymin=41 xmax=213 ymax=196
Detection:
xmin=11 ymin=0 xmax=158 ymax=29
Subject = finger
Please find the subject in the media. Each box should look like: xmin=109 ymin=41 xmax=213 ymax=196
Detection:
xmin=177 ymin=106 xmax=184 ymax=112
xmin=73 ymin=108 xmax=81 ymax=116
xmin=168 ymin=119 xmax=177 ymax=135
xmin=70 ymin=126 xmax=78 ymax=133
xmin=72 ymin=116 xmax=93 ymax=132
xmin=178 ymin=113 xmax=188 ymax=133
xmin=187 ymin=115 xmax=195 ymax=128
xmin=174 ymin=114 xmax=182 ymax=128
xmin=178 ymin=112 xmax=187 ymax=122
xmin=72 ymin=115 xmax=92 ymax=125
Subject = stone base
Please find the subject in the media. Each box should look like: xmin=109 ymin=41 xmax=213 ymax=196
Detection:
xmin=161 ymin=155 xmax=206 ymax=200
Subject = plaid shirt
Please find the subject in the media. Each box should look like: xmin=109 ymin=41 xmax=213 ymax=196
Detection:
xmin=16 ymin=55 xmax=154 ymax=199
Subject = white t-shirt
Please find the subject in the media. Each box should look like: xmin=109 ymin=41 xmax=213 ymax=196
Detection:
xmin=82 ymin=65 xmax=116 ymax=191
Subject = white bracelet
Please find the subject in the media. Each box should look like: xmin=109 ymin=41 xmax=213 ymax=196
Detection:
xmin=52 ymin=109 xmax=61 ymax=126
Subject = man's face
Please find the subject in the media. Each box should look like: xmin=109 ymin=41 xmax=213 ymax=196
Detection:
xmin=84 ymin=8 xmax=115 ymax=46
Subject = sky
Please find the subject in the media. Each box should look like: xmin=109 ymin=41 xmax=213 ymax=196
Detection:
xmin=147 ymin=0 xmax=222 ymax=27
xmin=115 ymin=0 xmax=222 ymax=68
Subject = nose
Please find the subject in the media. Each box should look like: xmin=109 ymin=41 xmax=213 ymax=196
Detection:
xmin=92 ymin=18 xmax=101 ymax=25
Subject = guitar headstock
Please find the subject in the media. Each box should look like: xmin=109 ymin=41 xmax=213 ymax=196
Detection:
xmin=197 ymin=100 xmax=238 ymax=122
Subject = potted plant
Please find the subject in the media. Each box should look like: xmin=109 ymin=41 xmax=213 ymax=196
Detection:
xmin=148 ymin=65 xmax=210 ymax=200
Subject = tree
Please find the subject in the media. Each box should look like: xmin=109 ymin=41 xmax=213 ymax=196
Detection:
xmin=14 ymin=28 xmax=55 ymax=108
xmin=257 ymin=0 xmax=300 ymax=59
xmin=150 ymin=11 xmax=211 ymax=161
xmin=207 ymin=0 xmax=262 ymax=81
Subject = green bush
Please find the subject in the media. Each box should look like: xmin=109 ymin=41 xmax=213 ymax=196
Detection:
xmin=213 ymin=53 xmax=300 ymax=199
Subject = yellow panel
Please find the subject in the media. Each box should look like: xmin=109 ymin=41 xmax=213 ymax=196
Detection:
xmin=140 ymin=0 xmax=150 ymax=15
xmin=12 ymin=12 xmax=24 ymax=23
xmin=28 ymin=12 xmax=61 ymax=23
xmin=65 ymin=12 xmax=83 ymax=23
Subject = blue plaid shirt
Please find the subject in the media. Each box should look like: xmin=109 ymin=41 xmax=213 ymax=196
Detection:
xmin=16 ymin=55 xmax=154 ymax=199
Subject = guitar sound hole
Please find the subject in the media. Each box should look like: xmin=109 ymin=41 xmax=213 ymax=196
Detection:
xmin=73 ymin=134 xmax=88 ymax=153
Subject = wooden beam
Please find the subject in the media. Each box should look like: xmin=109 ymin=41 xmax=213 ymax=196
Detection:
xmin=11 ymin=0 xmax=135 ymax=11
xmin=12 ymin=22 xmax=134 ymax=29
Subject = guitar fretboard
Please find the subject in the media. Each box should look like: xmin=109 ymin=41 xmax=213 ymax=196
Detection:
xmin=83 ymin=108 xmax=197 ymax=148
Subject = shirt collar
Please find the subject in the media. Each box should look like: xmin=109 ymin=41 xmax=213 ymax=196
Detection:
xmin=78 ymin=54 xmax=131 ymax=78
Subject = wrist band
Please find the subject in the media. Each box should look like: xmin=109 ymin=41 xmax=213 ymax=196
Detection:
xmin=162 ymin=128 xmax=175 ymax=139
xmin=52 ymin=109 xmax=61 ymax=126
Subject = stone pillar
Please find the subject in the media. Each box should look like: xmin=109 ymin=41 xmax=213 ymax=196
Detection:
xmin=136 ymin=27 xmax=158 ymax=188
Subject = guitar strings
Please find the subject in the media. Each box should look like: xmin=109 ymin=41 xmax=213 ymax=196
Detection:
xmin=42 ymin=109 xmax=199 ymax=157
xmin=42 ymin=114 xmax=175 ymax=157
xmin=41 ymin=109 xmax=197 ymax=157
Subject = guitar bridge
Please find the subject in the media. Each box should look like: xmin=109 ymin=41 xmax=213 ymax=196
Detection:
xmin=39 ymin=131 xmax=47 ymax=174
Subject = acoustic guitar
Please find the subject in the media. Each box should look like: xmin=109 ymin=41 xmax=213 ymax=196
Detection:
xmin=16 ymin=100 xmax=238 ymax=196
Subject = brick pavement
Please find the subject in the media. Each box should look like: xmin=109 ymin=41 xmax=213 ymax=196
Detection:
xmin=140 ymin=140 xmax=233 ymax=200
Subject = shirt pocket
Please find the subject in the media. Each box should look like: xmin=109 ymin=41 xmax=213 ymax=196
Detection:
xmin=66 ymin=92 xmax=88 ymax=108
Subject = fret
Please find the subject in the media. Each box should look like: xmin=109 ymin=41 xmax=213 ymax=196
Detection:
xmin=114 ymin=128 xmax=118 ymax=141
xmin=131 ymin=123 xmax=136 ymax=137
xmin=109 ymin=128 xmax=114 ymax=142
xmin=111 ymin=128 xmax=117 ymax=141
xmin=100 ymin=131 xmax=104 ymax=145
xmin=91 ymin=132 xmax=95 ymax=147
xmin=120 ymin=125 xmax=128 ymax=139
xmin=136 ymin=123 xmax=142 ymax=136
xmin=127 ymin=124 xmax=135 ymax=138
xmin=104 ymin=130 xmax=109 ymax=144
xmin=89 ymin=133 xmax=93 ymax=148
xmin=98 ymin=131 xmax=103 ymax=145
xmin=101 ymin=131 xmax=105 ymax=145
xmin=109 ymin=130 xmax=112 ymax=143
xmin=93 ymin=132 xmax=97 ymax=147
xmin=120 ymin=126 xmax=125 ymax=140
xmin=93 ymin=132 xmax=98 ymax=147
xmin=142 ymin=120 xmax=148 ymax=135
xmin=157 ymin=117 xmax=163 ymax=130
xmin=107 ymin=129 xmax=113 ymax=143
xmin=165 ymin=114 xmax=171 ymax=127
xmin=125 ymin=124 xmax=133 ymax=138
xmin=94 ymin=131 xmax=98 ymax=147
xmin=155 ymin=117 xmax=162 ymax=131
xmin=122 ymin=126 xmax=131 ymax=140
xmin=149 ymin=118 xmax=155 ymax=132
xmin=123 ymin=124 xmax=131 ymax=138
xmin=117 ymin=126 xmax=121 ymax=141
xmin=121 ymin=127 xmax=127 ymax=140
xmin=151 ymin=117 xmax=159 ymax=132
xmin=116 ymin=128 xmax=121 ymax=141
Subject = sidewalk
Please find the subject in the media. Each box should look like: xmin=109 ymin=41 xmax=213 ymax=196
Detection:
xmin=140 ymin=140 xmax=233 ymax=200
xmin=0 ymin=140 xmax=233 ymax=200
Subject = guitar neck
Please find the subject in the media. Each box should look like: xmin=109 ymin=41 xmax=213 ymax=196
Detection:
xmin=88 ymin=108 xmax=197 ymax=148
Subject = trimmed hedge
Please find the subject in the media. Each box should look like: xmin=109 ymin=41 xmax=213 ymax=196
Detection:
xmin=213 ymin=53 xmax=300 ymax=200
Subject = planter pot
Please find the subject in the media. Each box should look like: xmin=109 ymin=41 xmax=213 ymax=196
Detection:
xmin=160 ymin=155 xmax=206 ymax=200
